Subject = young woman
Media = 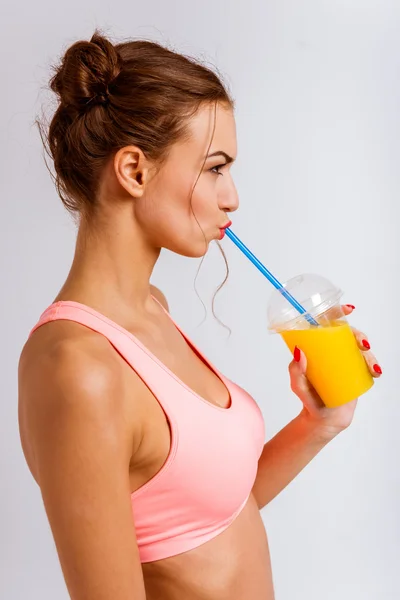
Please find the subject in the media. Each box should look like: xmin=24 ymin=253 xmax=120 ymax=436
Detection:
xmin=18 ymin=30 xmax=382 ymax=600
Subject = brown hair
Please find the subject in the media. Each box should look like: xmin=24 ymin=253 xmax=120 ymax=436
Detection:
xmin=36 ymin=29 xmax=235 ymax=332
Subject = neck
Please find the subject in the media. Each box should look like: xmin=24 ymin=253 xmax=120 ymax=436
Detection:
xmin=56 ymin=206 xmax=161 ymax=318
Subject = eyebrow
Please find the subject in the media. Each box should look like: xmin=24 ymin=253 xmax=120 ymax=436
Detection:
xmin=206 ymin=151 xmax=235 ymax=164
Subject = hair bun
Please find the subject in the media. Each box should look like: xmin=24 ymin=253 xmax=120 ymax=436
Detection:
xmin=50 ymin=31 xmax=121 ymax=109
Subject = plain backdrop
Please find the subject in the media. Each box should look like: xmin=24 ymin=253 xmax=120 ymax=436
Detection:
xmin=1 ymin=1 xmax=399 ymax=598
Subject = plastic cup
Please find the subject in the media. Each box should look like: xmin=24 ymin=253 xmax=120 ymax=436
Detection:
xmin=267 ymin=273 xmax=374 ymax=408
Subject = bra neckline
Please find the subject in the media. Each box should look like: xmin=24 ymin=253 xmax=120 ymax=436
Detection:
xmin=42 ymin=298 xmax=233 ymax=413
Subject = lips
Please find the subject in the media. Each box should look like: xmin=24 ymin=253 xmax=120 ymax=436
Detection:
xmin=221 ymin=220 xmax=232 ymax=230
xmin=218 ymin=220 xmax=232 ymax=240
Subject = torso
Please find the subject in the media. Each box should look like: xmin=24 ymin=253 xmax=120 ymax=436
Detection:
xmin=19 ymin=295 xmax=275 ymax=600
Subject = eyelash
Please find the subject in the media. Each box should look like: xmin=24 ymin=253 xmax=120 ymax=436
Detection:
xmin=210 ymin=164 xmax=225 ymax=176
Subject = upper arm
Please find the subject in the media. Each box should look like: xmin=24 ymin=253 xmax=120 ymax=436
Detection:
xmin=20 ymin=341 xmax=146 ymax=600
xmin=150 ymin=285 xmax=169 ymax=311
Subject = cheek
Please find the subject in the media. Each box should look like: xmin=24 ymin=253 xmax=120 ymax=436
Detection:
xmin=137 ymin=177 xmax=195 ymax=239
xmin=136 ymin=173 xmax=214 ymax=257
xmin=190 ymin=177 xmax=217 ymax=218
xmin=141 ymin=174 xmax=188 ymax=219
xmin=150 ymin=173 xmax=215 ymax=228
xmin=149 ymin=202 xmax=209 ymax=257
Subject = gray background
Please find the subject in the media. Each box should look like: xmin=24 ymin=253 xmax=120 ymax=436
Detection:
xmin=1 ymin=1 xmax=398 ymax=598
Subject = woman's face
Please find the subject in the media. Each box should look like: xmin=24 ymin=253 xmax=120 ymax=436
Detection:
xmin=136 ymin=102 xmax=239 ymax=258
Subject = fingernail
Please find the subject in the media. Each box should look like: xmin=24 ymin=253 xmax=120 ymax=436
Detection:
xmin=373 ymin=364 xmax=382 ymax=374
xmin=346 ymin=304 xmax=356 ymax=310
xmin=294 ymin=346 xmax=301 ymax=362
xmin=362 ymin=339 xmax=371 ymax=350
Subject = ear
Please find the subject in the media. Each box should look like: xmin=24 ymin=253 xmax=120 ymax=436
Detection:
xmin=113 ymin=145 xmax=153 ymax=199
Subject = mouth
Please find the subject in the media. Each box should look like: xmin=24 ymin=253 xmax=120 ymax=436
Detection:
xmin=218 ymin=220 xmax=232 ymax=240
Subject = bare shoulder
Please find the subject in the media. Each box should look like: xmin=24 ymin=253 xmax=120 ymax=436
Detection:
xmin=19 ymin=328 xmax=128 ymax=416
xmin=19 ymin=321 xmax=128 ymax=415
xmin=17 ymin=326 xmax=147 ymax=598
xmin=18 ymin=322 xmax=145 ymax=481
xmin=150 ymin=284 xmax=169 ymax=311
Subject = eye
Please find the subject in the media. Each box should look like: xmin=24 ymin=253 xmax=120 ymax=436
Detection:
xmin=210 ymin=163 xmax=225 ymax=176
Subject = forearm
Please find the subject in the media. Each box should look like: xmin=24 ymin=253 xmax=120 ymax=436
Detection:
xmin=252 ymin=412 xmax=336 ymax=510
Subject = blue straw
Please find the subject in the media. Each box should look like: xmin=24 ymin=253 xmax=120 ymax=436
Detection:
xmin=224 ymin=228 xmax=319 ymax=327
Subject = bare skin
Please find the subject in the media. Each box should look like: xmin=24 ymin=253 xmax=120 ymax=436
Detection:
xmin=18 ymin=102 xmax=275 ymax=598
xmin=19 ymin=290 xmax=275 ymax=599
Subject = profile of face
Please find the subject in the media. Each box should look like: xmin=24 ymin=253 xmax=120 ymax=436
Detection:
xmin=112 ymin=102 xmax=239 ymax=258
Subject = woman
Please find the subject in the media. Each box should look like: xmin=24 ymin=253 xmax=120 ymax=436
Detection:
xmin=18 ymin=30 xmax=382 ymax=600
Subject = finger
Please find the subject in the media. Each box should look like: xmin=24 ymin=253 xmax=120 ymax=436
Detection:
xmin=288 ymin=348 xmax=325 ymax=408
xmin=360 ymin=349 xmax=383 ymax=378
xmin=351 ymin=327 xmax=371 ymax=351
xmin=341 ymin=304 xmax=356 ymax=316
xmin=350 ymin=329 xmax=382 ymax=376
xmin=316 ymin=303 xmax=355 ymax=324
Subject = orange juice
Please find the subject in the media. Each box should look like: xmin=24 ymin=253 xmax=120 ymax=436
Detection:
xmin=281 ymin=321 xmax=374 ymax=407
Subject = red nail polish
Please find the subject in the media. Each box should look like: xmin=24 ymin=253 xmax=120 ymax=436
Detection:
xmin=346 ymin=304 xmax=356 ymax=310
xmin=373 ymin=364 xmax=382 ymax=374
xmin=362 ymin=339 xmax=371 ymax=350
xmin=294 ymin=346 xmax=301 ymax=362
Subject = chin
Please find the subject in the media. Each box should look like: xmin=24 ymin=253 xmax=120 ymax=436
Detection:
xmin=168 ymin=238 xmax=210 ymax=258
xmin=183 ymin=243 xmax=210 ymax=258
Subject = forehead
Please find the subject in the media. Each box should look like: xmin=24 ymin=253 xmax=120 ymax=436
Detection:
xmin=182 ymin=103 xmax=237 ymax=160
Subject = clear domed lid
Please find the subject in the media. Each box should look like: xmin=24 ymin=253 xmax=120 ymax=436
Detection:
xmin=267 ymin=273 xmax=343 ymax=333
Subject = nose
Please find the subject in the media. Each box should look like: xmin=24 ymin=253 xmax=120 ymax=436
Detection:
xmin=219 ymin=175 xmax=239 ymax=214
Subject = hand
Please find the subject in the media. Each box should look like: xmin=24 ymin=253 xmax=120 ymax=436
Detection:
xmin=288 ymin=304 xmax=382 ymax=440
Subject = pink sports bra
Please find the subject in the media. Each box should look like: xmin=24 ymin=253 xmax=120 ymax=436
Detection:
xmin=28 ymin=298 xmax=265 ymax=563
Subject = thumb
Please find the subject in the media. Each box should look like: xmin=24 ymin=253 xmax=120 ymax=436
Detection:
xmin=291 ymin=346 xmax=307 ymax=373
xmin=288 ymin=346 xmax=310 ymax=397
xmin=288 ymin=346 xmax=325 ymax=408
